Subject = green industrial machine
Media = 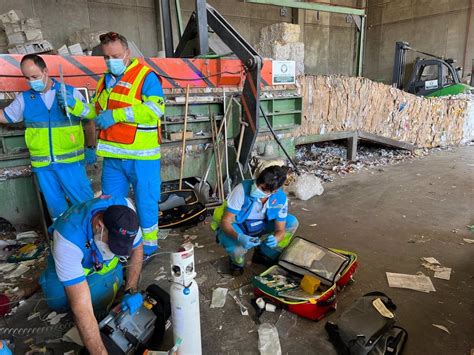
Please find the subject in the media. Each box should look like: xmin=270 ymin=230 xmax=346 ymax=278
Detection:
xmin=392 ymin=41 xmax=473 ymax=97
xmin=0 ymin=92 xmax=302 ymax=226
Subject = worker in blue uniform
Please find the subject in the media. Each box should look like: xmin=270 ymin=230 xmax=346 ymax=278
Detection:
xmin=39 ymin=195 xmax=144 ymax=353
xmin=0 ymin=54 xmax=95 ymax=220
xmin=63 ymin=32 xmax=164 ymax=257
xmin=212 ymin=165 xmax=299 ymax=275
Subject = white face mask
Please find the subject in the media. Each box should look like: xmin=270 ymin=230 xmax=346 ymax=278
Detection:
xmin=93 ymin=225 xmax=115 ymax=260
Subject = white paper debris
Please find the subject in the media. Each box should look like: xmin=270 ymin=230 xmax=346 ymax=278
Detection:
xmin=194 ymin=242 xmax=204 ymax=249
xmin=386 ymin=272 xmax=436 ymax=293
xmin=309 ymin=224 xmax=318 ymax=227
xmin=154 ymin=275 xmax=166 ymax=282
xmin=258 ymin=323 xmax=282 ymax=355
xmin=432 ymin=324 xmax=450 ymax=334
xmin=462 ymin=238 xmax=474 ymax=244
xmin=49 ymin=313 xmax=67 ymax=325
xmin=434 ymin=268 xmax=452 ymax=280
xmin=301 ymin=208 xmax=310 ymax=212
xmin=0 ymin=263 xmax=16 ymax=273
xmin=422 ymin=257 xmax=440 ymax=265
xmin=27 ymin=312 xmax=40 ymax=320
xmin=210 ymin=287 xmax=228 ymax=308
xmin=15 ymin=231 xmax=39 ymax=240
xmin=46 ymin=311 xmax=57 ymax=320
xmin=4 ymin=264 xmax=29 ymax=279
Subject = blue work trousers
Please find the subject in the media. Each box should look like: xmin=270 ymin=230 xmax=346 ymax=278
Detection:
xmin=35 ymin=163 xmax=93 ymax=219
xmin=217 ymin=214 xmax=299 ymax=267
xmin=102 ymin=158 xmax=161 ymax=253
xmin=39 ymin=255 xmax=124 ymax=315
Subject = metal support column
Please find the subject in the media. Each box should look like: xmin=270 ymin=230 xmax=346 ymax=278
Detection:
xmin=175 ymin=0 xmax=184 ymax=38
xmin=161 ymin=0 xmax=175 ymax=57
xmin=346 ymin=134 xmax=358 ymax=161
xmin=195 ymin=0 xmax=209 ymax=56
xmin=357 ymin=15 xmax=366 ymax=77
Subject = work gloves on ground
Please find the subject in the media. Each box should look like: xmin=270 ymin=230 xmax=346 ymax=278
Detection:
xmin=56 ymin=89 xmax=77 ymax=110
xmin=121 ymin=292 xmax=143 ymax=315
xmin=264 ymin=235 xmax=278 ymax=248
xmin=237 ymin=233 xmax=261 ymax=250
xmin=85 ymin=147 xmax=97 ymax=165
xmin=95 ymin=110 xmax=116 ymax=129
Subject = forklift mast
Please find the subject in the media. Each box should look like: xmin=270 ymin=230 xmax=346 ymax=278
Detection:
xmin=160 ymin=0 xmax=262 ymax=178
xmin=392 ymin=41 xmax=463 ymax=96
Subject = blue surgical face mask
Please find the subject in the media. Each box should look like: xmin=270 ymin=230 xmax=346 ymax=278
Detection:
xmin=106 ymin=54 xmax=127 ymax=76
xmin=250 ymin=183 xmax=271 ymax=199
xmin=28 ymin=73 xmax=46 ymax=92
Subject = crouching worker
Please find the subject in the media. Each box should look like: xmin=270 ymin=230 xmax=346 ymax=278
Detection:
xmin=39 ymin=196 xmax=144 ymax=353
xmin=212 ymin=165 xmax=299 ymax=275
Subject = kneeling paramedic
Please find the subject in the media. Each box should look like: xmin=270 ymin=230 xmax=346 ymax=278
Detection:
xmin=39 ymin=196 xmax=145 ymax=354
xmin=213 ymin=165 xmax=299 ymax=274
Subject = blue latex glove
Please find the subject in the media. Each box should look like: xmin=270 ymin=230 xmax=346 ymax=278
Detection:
xmin=84 ymin=147 xmax=97 ymax=165
xmin=264 ymin=235 xmax=278 ymax=248
xmin=237 ymin=233 xmax=261 ymax=250
xmin=95 ymin=110 xmax=116 ymax=129
xmin=56 ymin=89 xmax=77 ymax=109
xmin=0 ymin=340 xmax=12 ymax=355
xmin=121 ymin=292 xmax=143 ymax=315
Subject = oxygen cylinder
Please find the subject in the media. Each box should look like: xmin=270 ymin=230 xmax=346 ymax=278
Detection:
xmin=170 ymin=243 xmax=202 ymax=354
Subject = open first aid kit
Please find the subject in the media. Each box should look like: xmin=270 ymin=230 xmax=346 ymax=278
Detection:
xmin=253 ymin=236 xmax=358 ymax=320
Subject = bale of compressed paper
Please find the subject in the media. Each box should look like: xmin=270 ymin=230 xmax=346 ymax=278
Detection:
xmin=256 ymin=23 xmax=305 ymax=75
xmin=295 ymin=75 xmax=470 ymax=148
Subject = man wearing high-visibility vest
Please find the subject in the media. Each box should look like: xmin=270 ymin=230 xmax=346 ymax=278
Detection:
xmin=0 ymin=54 xmax=95 ymax=220
xmin=64 ymin=32 xmax=164 ymax=256
xmin=39 ymin=195 xmax=144 ymax=353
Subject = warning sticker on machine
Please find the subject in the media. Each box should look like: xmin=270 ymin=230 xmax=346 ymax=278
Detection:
xmin=272 ymin=60 xmax=296 ymax=85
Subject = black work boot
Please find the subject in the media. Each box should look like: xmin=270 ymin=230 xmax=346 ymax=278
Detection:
xmin=252 ymin=247 xmax=277 ymax=267
xmin=228 ymin=257 xmax=244 ymax=276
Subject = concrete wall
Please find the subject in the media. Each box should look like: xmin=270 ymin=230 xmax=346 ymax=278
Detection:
xmin=364 ymin=0 xmax=473 ymax=83
xmin=0 ymin=0 xmax=362 ymax=75
xmin=0 ymin=0 xmax=159 ymax=57
xmin=302 ymin=0 xmax=358 ymax=75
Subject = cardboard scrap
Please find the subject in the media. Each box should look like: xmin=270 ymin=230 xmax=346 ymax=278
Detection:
xmin=4 ymin=263 xmax=29 ymax=278
xmin=422 ymin=257 xmax=440 ymax=265
xmin=386 ymin=272 xmax=436 ymax=293
xmin=434 ymin=268 xmax=452 ymax=280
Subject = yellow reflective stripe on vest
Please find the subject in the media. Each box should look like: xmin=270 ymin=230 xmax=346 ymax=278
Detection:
xmin=83 ymin=256 xmax=120 ymax=276
xmin=97 ymin=141 xmax=160 ymax=158
xmin=108 ymin=66 xmax=150 ymax=105
xmin=25 ymin=121 xmax=81 ymax=128
xmin=25 ymin=123 xmax=85 ymax=168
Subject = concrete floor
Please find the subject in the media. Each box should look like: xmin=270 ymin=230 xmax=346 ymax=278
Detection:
xmin=6 ymin=146 xmax=474 ymax=354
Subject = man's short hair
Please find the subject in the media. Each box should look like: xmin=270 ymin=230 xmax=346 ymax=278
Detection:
xmin=20 ymin=54 xmax=47 ymax=70
xmin=99 ymin=31 xmax=129 ymax=49
xmin=256 ymin=165 xmax=289 ymax=192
